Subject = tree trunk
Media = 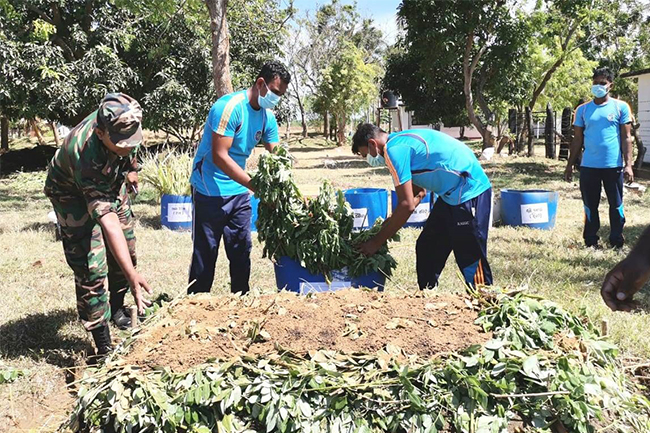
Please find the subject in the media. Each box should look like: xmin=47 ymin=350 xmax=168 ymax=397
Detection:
xmin=336 ymin=115 xmax=346 ymax=147
xmin=297 ymin=95 xmax=307 ymax=138
xmin=1 ymin=117 xmax=8 ymax=151
xmin=632 ymin=121 xmax=646 ymax=169
xmin=205 ymin=0 xmax=233 ymax=97
xmin=49 ymin=121 xmax=60 ymax=147
xmin=30 ymin=119 xmax=47 ymax=146
xmin=323 ymin=111 xmax=329 ymax=139
xmin=459 ymin=126 xmax=465 ymax=140
xmin=462 ymin=31 xmax=490 ymax=149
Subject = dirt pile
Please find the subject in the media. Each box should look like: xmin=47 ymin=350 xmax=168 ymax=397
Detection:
xmin=125 ymin=289 xmax=489 ymax=371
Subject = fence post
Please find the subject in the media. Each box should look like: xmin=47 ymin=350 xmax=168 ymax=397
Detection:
xmin=559 ymin=107 xmax=572 ymax=161
xmin=1 ymin=117 xmax=8 ymax=151
xmin=526 ymin=106 xmax=533 ymax=157
xmin=545 ymin=103 xmax=555 ymax=159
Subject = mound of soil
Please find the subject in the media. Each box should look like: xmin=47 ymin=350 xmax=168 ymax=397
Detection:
xmin=125 ymin=289 xmax=489 ymax=371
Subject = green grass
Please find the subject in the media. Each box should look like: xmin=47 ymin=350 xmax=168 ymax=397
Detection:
xmin=1 ymin=136 xmax=650 ymax=430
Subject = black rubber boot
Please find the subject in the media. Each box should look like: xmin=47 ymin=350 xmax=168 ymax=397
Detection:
xmin=110 ymin=289 xmax=131 ymax=329
xmin=112 ymin=307 xmax=132 ymax=330
xmin=90 ymin=325 xmax=112 ymax=356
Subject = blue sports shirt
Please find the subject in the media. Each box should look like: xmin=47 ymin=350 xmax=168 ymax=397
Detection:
xmin=573 ymin=98 xmax=631 ymax=169
xmin=384 ymin=129 xmax=491 ymax=205
xmin=191 ymin=90 xmax=279 ymax=196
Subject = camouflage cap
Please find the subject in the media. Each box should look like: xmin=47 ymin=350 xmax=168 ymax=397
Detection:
xmin=97 ymin=93 xmax=143 ymax=148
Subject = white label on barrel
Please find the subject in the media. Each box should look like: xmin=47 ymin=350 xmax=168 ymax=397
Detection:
xmin=352 ymin=208 xmax=368 ymax=228
xmin=408 ymin=202 xmax=430 ymax=223
xmin=168 ymin=203 xmax=192 ymax=222
xmin=300 ymin=282 xmax=350 ymax=295
xmin=520 ymin=203 xmax=548 ymax=224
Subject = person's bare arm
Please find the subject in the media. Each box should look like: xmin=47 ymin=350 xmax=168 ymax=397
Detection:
xmin=358 ymin=180 xmax=415 ymax=256
xmin=621 ymin=122 xmax=634 ymax=183
xmin=564 ymin=126 xmax=584 ymax=182
xmin=98 ymin=212 xmax=152 ymax=314
xmin=212 ymin=132 xmax=254 ymax=191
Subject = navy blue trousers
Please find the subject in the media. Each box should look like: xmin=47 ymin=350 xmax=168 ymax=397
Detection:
xmin=416 ymin=188 xmax=493 ymax=289
xmin=188 ymin=190 xmax=252 ymax=294
xmin=579 ymin=167 xmax=625 ymax=247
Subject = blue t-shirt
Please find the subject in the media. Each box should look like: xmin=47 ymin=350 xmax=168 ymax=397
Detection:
xmin=573 ymin=98 xmax=631 ymax=169
xmin=190 ymin=90 xmax=279 ymax=196
xmin=384 ymin=129 xmax=491 ymax=205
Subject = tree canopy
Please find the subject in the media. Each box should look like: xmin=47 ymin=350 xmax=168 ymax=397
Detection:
xmin=385 ymin=0 xmax=649 ymax=146
xmin=0 ymin=0 xmax=291 ymax=145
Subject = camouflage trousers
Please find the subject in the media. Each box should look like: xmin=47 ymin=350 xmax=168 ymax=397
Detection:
xmin=48 ymin=184 xmax=137 ymax=331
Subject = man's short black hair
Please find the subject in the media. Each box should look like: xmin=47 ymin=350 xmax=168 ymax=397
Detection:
xmin=257 ymin=61 xmax=291 ymax=85
xmin=593 ymin=67 xmax=615 ymax=83
xmin=352 ymin=123 xmax=384 ymax=154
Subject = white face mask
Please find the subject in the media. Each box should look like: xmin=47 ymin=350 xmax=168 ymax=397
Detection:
xmin=366 ymin=153 xmax=385 ymax=167
xmin=258 ymin=81 xmax=281 ymax=109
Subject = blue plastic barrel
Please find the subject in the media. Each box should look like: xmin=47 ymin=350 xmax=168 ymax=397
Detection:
xmin=273 ymin=256 xmax=385 ymax=294
xmin=250 ymin=193 xmax=259 ymax=232
xmin=500 ymin=189 xmax=559 ymax=230
xmin=391 ymin=191 xmax=436 ymax=228
xmin=161 ymin=194 xmax=192 ymax=230
xmin=344 ymin=188 xmax=388 ymax=230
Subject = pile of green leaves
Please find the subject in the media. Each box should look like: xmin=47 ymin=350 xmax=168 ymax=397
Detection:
xmin=250 ymin=146 xmax=398 ymax=279
xmin=66 ymin=290 xmax=650 ymax=433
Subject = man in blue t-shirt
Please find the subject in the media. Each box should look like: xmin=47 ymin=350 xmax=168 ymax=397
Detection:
xmin=352 ymin=123 xmax=493 ymax=289
xmin=564 ymin=67 xmax=633 ymax=248
xmin=188 ymin=62 xmax=290 ymax=294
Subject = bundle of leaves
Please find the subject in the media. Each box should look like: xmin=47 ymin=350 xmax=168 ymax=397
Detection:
xmin=66 ymin=289 xmax=650 ymax=433
xmin=250 ymin=146 xmax=398 ymax=279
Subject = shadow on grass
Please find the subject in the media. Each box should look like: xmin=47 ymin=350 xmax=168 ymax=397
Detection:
xmin=0 ymin=193 xmax=49 ymax=204
xmin=0 ymin=309 xmax=89 ymax=367
xmin=289 ymin=143 xmax=340 ymax=153
xmin=0 ymin=145 xmax=57 ymax=177
xmin=487 ymin=161 xmax=562 ymax=190
xmin=20 ymin=221 xmax=58 ymax=234
xmin=137 ymin=214 xmax=163 ymax=230
xmin=294 ymin=159 xmax=374 ymax=170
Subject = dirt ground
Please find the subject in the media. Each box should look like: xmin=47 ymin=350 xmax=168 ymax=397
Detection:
xmin=0 ymin=367 xmax=74 ymax=432
xmin=125 ymin=289 xmax=489 ymax=371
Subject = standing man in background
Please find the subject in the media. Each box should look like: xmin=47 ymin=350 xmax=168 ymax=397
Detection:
xmin=44 ymin=93 xmax=152 ymax=357
xmin=188 ymin=62 xmax=290 ymax=295
xmin=564 ymin=67 xmax=634 ymax=248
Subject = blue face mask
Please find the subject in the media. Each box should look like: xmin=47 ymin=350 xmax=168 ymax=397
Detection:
xmin=366 ymin=153 xmax=385 ymax=167
xmin=258 ymin=81 xmax=281 ymax=109
xmin=591 ymin=84 xmax=609 ymax=99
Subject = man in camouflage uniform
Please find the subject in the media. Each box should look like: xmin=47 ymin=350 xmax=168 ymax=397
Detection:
xmin=44 ymin=93 xmax=152 ymax=356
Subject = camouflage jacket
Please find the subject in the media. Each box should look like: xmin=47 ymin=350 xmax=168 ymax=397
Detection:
xmin=44 ymin=111 xmax=139 ymax=220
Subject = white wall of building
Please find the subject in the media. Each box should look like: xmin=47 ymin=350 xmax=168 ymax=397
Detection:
xmin=387 ymin=107 xmax=482 ymax=139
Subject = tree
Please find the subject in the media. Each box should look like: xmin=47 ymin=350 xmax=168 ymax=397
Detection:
xmin=0 ymin=0 xmax=292 ymax=148
xmin=288 ymin=0 xmax=385 ymax=139
xmin=314 ymin=43 xmax=380 ymax=146
xmin=390 ymin=0 xmax=532 ymax=149
xmin=524 ymin=0 xmax=646 ymax=111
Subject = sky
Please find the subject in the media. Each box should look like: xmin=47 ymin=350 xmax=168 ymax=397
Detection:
xmin=289 ymin=0 xmax=402 ymax=45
